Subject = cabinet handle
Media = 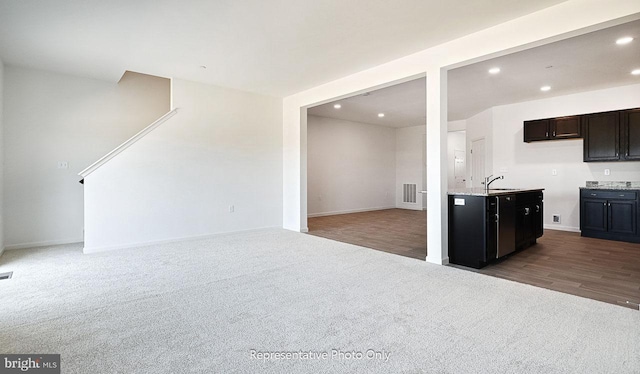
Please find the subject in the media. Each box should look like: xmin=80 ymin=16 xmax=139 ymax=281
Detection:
xmin=608 ymin=203 xmax=611 ymax=207
xmin=545 ymin=131 xmax=549 ymax=137
xmin=524 ymin=207 xmax=530 ymax=216
xmin=536 ymin=205 xmax=540 ymax=213
xmin=552 ymin=131 xmax=556 ymax=137
xmin=590 ymin=193 xmax=597 ymax=196
xmin=603 ymin=202 xmax=606 ymax=206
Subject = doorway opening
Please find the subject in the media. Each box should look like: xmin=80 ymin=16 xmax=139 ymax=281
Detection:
xmin=305 ymin=77 xmax=427 ymax=260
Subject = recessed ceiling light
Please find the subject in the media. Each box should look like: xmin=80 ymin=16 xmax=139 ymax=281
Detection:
xmin=632 ymin=69 xmax=640 ymax=76
xmin=616 ymin=36 xmax=634 ymax=45
xmin=488 ymin=67 xmax=501 ymax=74
xmin=378 ymin=113 xmax=385 ymax=118
xmin=540 ymin=86 xmax=551 ymax=92
xmin=333 ymin=103 xmax=342 ymax=109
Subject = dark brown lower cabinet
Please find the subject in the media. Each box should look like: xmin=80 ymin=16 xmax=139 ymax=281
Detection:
xmin=515 ymin=192 xmax=543 ymax=250
xmin=580 ymin=189 xmax=639 ymax=243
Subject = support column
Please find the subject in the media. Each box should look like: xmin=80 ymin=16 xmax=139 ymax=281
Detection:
xmin=425 ymin=67 xmax=449 ymax=265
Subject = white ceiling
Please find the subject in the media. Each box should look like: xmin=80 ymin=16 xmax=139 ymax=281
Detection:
xmin=308 ymin=19 xmax=640 ymax=126
xmin=307 ymin=78 xmax=425 ymax=128
xmin=448 ymin=19 xmax=640 ymax=120
xmin=0 ymin=0 xmax=565 ymax=97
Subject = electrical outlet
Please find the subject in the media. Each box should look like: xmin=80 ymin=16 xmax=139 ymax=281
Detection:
xmin=57 ymin=161 xmax=69 ymax=169
xmin=229 ymin=205 xmax=234 ymax=213
xmin=553 ymin=214 xmax=561 ymax=223
xmin=604 ymin=169 xmax=610 ymax=176
xmin=499 ymin=167 xmax=508 ymax=173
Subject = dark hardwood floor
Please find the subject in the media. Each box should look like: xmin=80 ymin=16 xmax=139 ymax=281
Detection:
xmin=308 ymin=209 xmax=427 ymax=260
xmin=476 ymin=229 xmax=640 ymax=310
xmin=307 ymin=209 xmax=640 ymax=309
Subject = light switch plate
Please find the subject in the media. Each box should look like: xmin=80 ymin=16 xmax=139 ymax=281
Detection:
xmin=552 ymin=169 xmax=558 ymax=176
xmin=604 ymin=169 xmax=610 ymax=176
xmin=57 ymin=161 xmax=69 ymax=169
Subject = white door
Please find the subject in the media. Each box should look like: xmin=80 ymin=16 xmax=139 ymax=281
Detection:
xmin=454 ymin=150 xmax=466 ymax=188
xmin=471 ymin=138 xmax=485 ymax=188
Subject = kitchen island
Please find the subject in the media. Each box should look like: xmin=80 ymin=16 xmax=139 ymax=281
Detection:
xmin=448 ymin=188 xmax=544 ymax=269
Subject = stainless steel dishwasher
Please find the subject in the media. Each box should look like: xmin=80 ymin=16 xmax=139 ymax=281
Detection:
xmin=496 ymin=194 xmax=516 ymax=258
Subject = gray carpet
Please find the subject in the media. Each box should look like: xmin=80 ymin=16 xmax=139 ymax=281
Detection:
xmin=0 ymin=229 xmax=638 ymax=373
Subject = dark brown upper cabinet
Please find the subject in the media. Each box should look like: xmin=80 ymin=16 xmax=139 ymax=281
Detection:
xmin=622 ymin=108 xmax=640 ymax=161
xmin=583 ymin=111 xmax=620 ymax=162
xmin=523 ymin=116 xmax=581 ymax=142
xmin=583 ymin=108 xmax=640 ymax=162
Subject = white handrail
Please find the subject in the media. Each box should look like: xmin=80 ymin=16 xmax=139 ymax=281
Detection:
xmin=79 ymin=108 xmax=179 ymax=178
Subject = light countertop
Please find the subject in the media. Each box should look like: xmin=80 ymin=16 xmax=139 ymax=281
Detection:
xmin=448 ymin=188 xmax=544 ymax=197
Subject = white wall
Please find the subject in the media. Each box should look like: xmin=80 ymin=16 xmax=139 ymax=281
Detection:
xmin=0 ymin=59 xmax=4 ymax=255
xmin=307 ymin=115 xmax=395 ymax=216
xmin=396 ymin=125 xmax=426 ymax=210
xmin=447 ymin=131 xmax=466 ymax=189
xmin=3 ymin=67 xmax=170 ymax=249
xmin=490 ymin=83 xmax=640 ymax=232
xmin=83 ymin=78 xmax=283 ymax=252
xmin=448 ymin=120 xmax=466 ymax=132
xmin=465 ymin=108 xmax=493 ymax=187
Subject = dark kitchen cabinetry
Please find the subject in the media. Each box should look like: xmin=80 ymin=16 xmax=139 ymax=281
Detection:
xmin=523 ymin=116 xmax=581 ymax=142
xmin=448 ymin=190 xmax=544 ymax=269
xmin=622 ymin=108 xmax=640 ymax=161
xmin=583 ymin=111 xmax=620 ymax=161
xmin=580 ymin=189 xmax=639 ymax=243
xmin=515 ymin=192 xmax=544 ymax=250
xmin=583 ymin=108 xmax=640 ymax=162
xmin=523 ymin=107 xmax=640 ymax=163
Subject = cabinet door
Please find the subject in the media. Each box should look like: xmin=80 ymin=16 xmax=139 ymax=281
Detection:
xmin=608 ymin=200 xmax=637 ymax=235
xmin=622 ymin=109 xmax=640 ymax=161
xmin=515 ymin=204 xmax=533 ymax=248
xmin=581 ymin=199 xmax=608 ymax=232
xmin=533 ymin=198 xmax=543 ymax=238
xmin=583 ymin=112 xmax=620 ymax=162
xmin=551 ymin=116 xmax=581 ymax=139
xmin=524 ymin=119 xmax=550 ymax=142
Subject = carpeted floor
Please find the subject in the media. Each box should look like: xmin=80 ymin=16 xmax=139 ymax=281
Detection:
xmin=0 ymin=229 xmax=638 ymax=373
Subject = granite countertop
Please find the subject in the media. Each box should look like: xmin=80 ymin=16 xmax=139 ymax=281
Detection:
xmin=580 ymin=186 xmax=640 ymax=190
xmin=448 ymin=188 xmax=544 ymax=197
xmin=582 ymin=181 xmax=640 ymax=190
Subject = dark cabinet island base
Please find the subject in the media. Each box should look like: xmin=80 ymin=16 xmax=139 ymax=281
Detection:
xmin=448 ymin=189 xmax=544 ymax=269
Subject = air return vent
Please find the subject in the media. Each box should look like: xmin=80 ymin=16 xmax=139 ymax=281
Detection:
xmin=403 ymin=184 xmax=417 ymax=203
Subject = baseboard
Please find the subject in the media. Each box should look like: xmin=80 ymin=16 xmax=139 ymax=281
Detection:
xmin=300 ymin=227 xmax=309 ymax=233
xmin=543 ymin=224 xmax=580 ymax=233
xmin=83 ymin=226 xmax=281 ymax=254
xmin=307 ymin=206 xmax=396 ymax=218
xmin=395 ymin=204 xmax=423 ymax=211
xmin=426 ymin=256 xmax=449 ymax=265
xmin=4 ymin=238 xmax=84 ymax=251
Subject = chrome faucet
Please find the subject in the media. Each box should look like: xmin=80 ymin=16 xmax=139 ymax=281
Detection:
xmin=484 ymin=175 xmax=504 ymax=190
